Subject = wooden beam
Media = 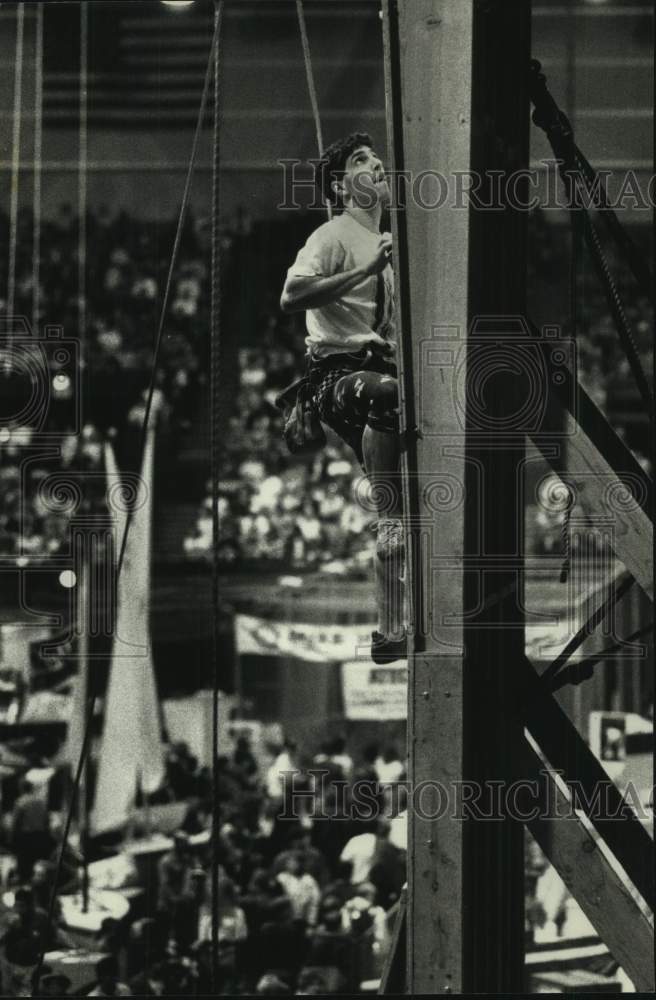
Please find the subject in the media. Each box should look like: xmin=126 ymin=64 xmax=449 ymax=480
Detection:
xmin=523 ymin=737 xmax=655 ymax=993
xmin=521 ymin=654 xmax=655 ymax=911
xmin=383 ymin=0 xmax=531 ymax=992
xmin=382 ymin=1 xmax=472 ymax=992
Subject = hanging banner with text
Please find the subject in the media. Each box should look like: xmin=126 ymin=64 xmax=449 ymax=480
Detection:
xmin=234 ymin=614 xmax=374 ymax=663
xmin=234 ymin=611 xmax=602 ymax=723
xmin=341 ymin=660 xmax=408 ymax=721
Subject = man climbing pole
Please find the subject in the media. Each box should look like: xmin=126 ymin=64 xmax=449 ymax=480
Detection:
xmin=279 ymin=132 xmax=406 ymax=663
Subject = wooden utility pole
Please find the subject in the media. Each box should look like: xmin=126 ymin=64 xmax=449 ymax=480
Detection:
xmin=384 ymin=0 xmax=531 ymax=992
xmin=381 ymin=2 xmax=654 ymax=994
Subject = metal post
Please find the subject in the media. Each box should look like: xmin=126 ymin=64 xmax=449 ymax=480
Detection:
xmin=383 ymin=0 xmax=531 ymax=992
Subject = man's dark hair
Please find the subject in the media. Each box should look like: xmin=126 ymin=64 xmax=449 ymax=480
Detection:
xmin=315 ymin=132 xmax=375 ymax=206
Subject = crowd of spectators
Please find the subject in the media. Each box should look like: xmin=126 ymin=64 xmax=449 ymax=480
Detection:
xmin=0 ymin=738 xmax=214 ymax=997
xmin=184 ymin=209 xmax=653 ymax=573
xmin=184 ymin=323 xmax=377 ymax=574
xmin=0 ymin=203 xmax=651 ymax=568
xmin=216 ymin=733 xmax=408 ymax=995
xmin=0 ymin=202 xmax=215 ymax=560
xmin=0 ymin=729 xmax=408 ymax=996
xmin=0 ymin=424 xmax=106 ymax=558
xmin=0 ymin=719 xmax=631 ymax=994
xmin=214 ymin=728 xmax=585 ymax=995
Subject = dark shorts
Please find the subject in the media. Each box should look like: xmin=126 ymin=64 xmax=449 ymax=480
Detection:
xmin=307 ymin=350 xmax=399 ymax=466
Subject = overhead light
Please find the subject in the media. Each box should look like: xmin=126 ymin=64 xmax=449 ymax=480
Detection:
xmin=161 ymin=1 xmax=195 ymax=7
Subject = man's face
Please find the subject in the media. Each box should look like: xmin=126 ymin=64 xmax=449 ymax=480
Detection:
xmin=339 ymin=146 xmax=390 ymax=209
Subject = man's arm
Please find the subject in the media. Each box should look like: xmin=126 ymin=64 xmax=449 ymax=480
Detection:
xmin=280 ymin=233 xmax=392 ymax=314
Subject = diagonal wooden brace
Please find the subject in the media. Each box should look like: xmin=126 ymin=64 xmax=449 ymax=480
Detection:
xmin=522 ymin=737 xmax=654 ymax=993
xmin=529 ymin=338 xmax=653 ymax=600
xmin=522 ymin=654 xmax=655 ymax=911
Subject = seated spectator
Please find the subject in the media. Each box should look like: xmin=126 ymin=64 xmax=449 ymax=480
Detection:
xmin=0 ymin=888 xmax=54 ymax=968
xmin=306 ymin=896 xmax=354 ymax=983
xmin=265 ymin=742 xmax=298 ymax=803
xmin=339 ymin=823 xmax=379 ymax=888
xmin=217 ymin=876 xmax=248 ymax=973
xmin=174 ymin=869 xmax=211 ymax=951
xmin=30 ymin=861 xmax=62 ymax=926
xmin=86 ymin=956 xmax=132 ymax=997
xmin=256 ymin=972 xmax=292 ymax=995
xmin=340 ymin=882 xmax=389 ymax=952
xmin=157 ymin=832 xmax=193 ymax=923
xmin=189 ymin=941 xmax=214 ymax=995
xmin=233 ymin=735 xmax=258 ymax=780
xmin=180 ymin=797 xmax=211 ymax=836
xmin=295 ymin=966 xmax=334 ymax=995
xmin=126 ymin=915 xmax=169 ymax=979
xmin=241 ymin=868 xmax=294 ymax=935
xmin=272 ymin=830 xmax=328 ymax=888
xmin=326 ymin=737 xmax=353 ymax=781
xmin=158 ymin=958 xmax=196 ymax=997
xmin=127 ymin=961 xmax=167 ymax=998
xmin=38 ymin=971 xmax=73 ymax=997
xmin=95 ymin=917 xmax=123 ymax=962
xmin=275 ymin=853 xmax=320 ymax=928
xmin=0 ymin=887 xmax=54 ymax=997
xmin=11 ymin=779 xmax=52 ymax=883
xmin=374 ymin=746 xmax=405 ymax=785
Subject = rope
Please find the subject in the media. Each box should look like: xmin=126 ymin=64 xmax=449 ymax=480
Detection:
xmin=78 ymin=3 xmax=88 ymax=350
xmin=574 ymin=144 xmax=653 ymax=302
xmin=580 ymin=208 xmax=653 ymax=411
xmin=560 ymin=194 xmax=582 ymax=586
xmin=77 ymin=2 xmax=91 ymax=914
xmin=32 ymin=3 xmax=44 ymax=334
xmin=34 ymin=22 xmax=222 ymax=990
xmin=529 ymin=62 xmax=653 ymax=414
xmin=549 ymin=622 xmax=653 ymax=693
xmin=116 ymin=16 xmax=218 ymax=576
xmin=295 ymin=0 xmax=332 ymax=220
xmin=540 ymin=572 xmax=635 ymax=688
xmin=7 ymin=4 xmax=25 ymax=351
xmin=380 ymin=0 xmax=423 ymax=652
xmin=559 ymin=503 xmax=572 ymax=584
xmin=210 ymin=1 xmax=224 ymax=989
xmin=561 ymin=191 xmax=577 ymax=589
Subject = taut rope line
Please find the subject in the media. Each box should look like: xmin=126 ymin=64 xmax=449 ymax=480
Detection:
xmin=211 ymin=1 xmax=224 ymax=987
xmin=32 ymin=3 xmax=44 ymax=334
xmin=7 ymin=4 xmax=25 ymax=351
xmin=296 ymin=0 xmax=332 ymax=219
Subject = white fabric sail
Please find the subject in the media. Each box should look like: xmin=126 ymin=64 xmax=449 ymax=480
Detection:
xmin=92 ymin=425 xmax=164 ymax=834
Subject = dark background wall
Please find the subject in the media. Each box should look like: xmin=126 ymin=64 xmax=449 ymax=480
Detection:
xmin=0 ymin=1 xmax=651 ymax=223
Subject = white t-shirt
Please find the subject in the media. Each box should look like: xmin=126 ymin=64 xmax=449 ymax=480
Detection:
xmin=286 ymin=212 xmax=395 ymax=358
xmin=276 ymin=871 xmax=321 ymax=925
xmin=265 ymin=750 xmax=296 ymax=799
xmin=340 ymin=831 xmax=377 ymax=884
xmin=374 ymin=757 xmax=405 ymax=784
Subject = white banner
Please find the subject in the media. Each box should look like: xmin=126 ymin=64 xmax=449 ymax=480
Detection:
xmin=93 ymin=428 xmax=165 ymax=835
xmin=341 ymin=660 xmax=408 ymax=721
xmin=236 ymin=614 xmax=590 ymax=667
xmin=235 ymin=614 xmax=374 ymax=663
